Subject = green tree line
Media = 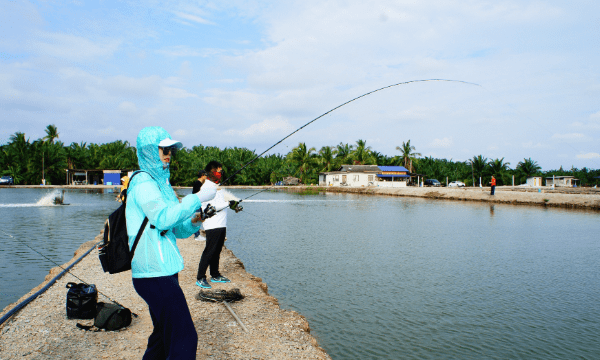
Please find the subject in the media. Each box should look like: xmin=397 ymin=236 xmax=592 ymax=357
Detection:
xmin=1 ymin=125 xmax=599 ymax=186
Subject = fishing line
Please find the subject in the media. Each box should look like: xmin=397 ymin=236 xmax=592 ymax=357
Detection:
xmin=222 ymin=79 xmax=480 ymax=185
xmin=0 ymin=229 xmax=134 ymax=313
xmin=240 ymin=168 xmax=302 ymax=201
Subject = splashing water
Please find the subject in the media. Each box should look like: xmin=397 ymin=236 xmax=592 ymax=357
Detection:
xmin=37 ymin=190 xmax=64 ymax=206
xmin=0 ymin=190 xmax=64 ymax=207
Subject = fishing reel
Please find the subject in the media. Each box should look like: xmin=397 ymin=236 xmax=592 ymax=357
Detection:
xmin=229 ymin=200 xmax=243 ymax=213
xmin=201 ymin=204 xmax=217 ymax=220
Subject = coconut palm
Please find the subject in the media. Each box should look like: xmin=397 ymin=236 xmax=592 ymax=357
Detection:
xmin=517 ymin=158 xmax=541 ymax=177
xmin=395 ymin=140 xmax=421 ymax=172
xmin=370 ymin=151 xmax=390 ymax=165
xmin=470 ymin=155 xmax=488 ymax=186
xmin=43 ymin=124 xmax=59 ymax=144
xmin=488 ymin=157 xmax=511 ymax=185
xmin=489 ymin=158 xmax=510 ymax=175
xmin=351 ymin=139 xmax=374 ymax=165
xmin=334 ymin=142 xmax=353 ymax=166
xmin=318 ymin=146 xmax=336 ymax=172
xmin=289 ymin=142 xmax=318 ymax=184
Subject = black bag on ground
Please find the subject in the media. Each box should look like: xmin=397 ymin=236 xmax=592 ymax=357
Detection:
xmin=98 ymin=171 xmax=149 ymax=274
xmin=66 ymin=282 xmax=98 ymax=319
xmin=76 ymin=302 xmax=133 ymax=331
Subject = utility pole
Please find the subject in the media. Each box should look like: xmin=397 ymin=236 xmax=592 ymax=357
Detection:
xmin=42 ymin=151 xmax=45 ymax=185
xmin=471 ymin=161 xmax=474 ymax=187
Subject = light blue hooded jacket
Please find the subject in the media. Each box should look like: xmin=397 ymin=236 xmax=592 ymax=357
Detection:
xmin=126 ymin=127 xmax=202 ymax=278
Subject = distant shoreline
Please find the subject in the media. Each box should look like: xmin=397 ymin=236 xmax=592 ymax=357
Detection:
xmin=316 ymin=185 xmax=600 ymax=211
xmin=5 ymin=184 xmax=600 ymax=210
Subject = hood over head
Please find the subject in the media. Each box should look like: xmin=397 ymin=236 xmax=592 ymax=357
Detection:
xmin=136 ymin=127 xmax=177 ymax=184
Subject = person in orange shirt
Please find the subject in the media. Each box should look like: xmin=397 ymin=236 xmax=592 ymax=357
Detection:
xmin=490 ymin=176 xmax=496 ymax=195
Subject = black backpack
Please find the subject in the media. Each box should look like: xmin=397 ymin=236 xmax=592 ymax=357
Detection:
xmin=76 ymin=302 xmax=133 ymax=331
xmin=98 ymin=171 xmax=149 ymax=274
xmin=66 ymin=282 xmax=98 ymax=319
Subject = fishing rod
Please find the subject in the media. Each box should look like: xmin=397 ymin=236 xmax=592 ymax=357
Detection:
xmin=0 ymin=228 xmax=134 ymax=313
xmin=221 ymin=78 xmax=480 ymax=196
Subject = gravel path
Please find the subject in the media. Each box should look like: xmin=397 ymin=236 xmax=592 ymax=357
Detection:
xmin=0 ymin=231 xmax=330 ymax=360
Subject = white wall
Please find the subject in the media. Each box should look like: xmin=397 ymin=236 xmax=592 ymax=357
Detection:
xmin=526 ymin=177 xmax=542 ymax=187
xmin=323 ymin=173 xmax=377 ymax=187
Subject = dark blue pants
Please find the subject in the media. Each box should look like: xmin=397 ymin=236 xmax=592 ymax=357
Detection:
xmin=132 ymin=274 xmax=198 ymax=360
xmin=491 ymin=185 xmax=495 ymax=195
xmin=197 ymin=227 xmax=226 ymax=280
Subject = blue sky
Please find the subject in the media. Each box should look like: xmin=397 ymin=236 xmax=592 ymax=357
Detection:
xmin=1 ymin=0 xmax=599 ymax=171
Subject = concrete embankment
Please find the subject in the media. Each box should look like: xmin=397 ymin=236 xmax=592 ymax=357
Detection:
xmin=265 ymin=185 xmax=600 ymax=211
xmin=0 ymin=231 xmax=330 ymax=359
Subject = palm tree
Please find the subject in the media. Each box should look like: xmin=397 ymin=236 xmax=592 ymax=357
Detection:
xmin=351 ymin=139 xmax=373 ymax=165
xmin=288 ymin=142 xmax=318 ymax=184
xmin=489 ymin=158 xmax=510 ymax=175
xmin=517 ymin=158 xmax=541 ymax=178
xmin=334 ymin=142 xmax=353 ymax=166
xmin=470 ymin=155 xmax=488 ymax=186
xmin=43 ymin=124 xmax=59 ymax=144
xmin=396 ymin=140 xmax=421 ymax=172
xmin=488 ymin=157 xmax=511 ymax=185
xmin=370 ymin=151 xmax=389 ymax=165
xmin=318 ymin=146 xmax=336 ymax=172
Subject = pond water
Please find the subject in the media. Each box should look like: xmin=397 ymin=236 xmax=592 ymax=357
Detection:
xmin=1 ymin=188 xmax=599 ymax=359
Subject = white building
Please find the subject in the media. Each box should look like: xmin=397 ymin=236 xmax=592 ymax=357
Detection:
xmin=319 ymin=165 xmax=411 ymax=187
xmin=526 ymin=176 xmax=543 ymax=187
xmin=546 ymin=176 xmax=579 ymax=187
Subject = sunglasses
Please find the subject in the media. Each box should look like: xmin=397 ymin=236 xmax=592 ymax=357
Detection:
xmin=159 ymin=146 xmax=178 ymax=156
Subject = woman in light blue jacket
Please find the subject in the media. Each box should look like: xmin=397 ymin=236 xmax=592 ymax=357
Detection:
xmin=126 ymin=126 xmax=216 ymax=360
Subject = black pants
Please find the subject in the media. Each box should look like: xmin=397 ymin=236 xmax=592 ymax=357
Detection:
xmin=197 ymin=227 xmax=226 ymax=280
xmin=491 ymin=185 xmax=495 ymax=195
xmin=132 ymin=274 xmax=198 ymax=360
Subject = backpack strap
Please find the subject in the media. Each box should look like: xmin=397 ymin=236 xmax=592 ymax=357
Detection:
xmin=126 ymin=170 xmax=167 ymax=242
xmin=127 ymin=170 xmax=151 ymax=259
xmin=130 ymin=217 xmax=148 ymax=258
xmin=75 ymin=323 xmax=98 ymax=332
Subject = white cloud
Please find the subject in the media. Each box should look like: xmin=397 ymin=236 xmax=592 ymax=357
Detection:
xmin=591 ymin=111 xmax=600 ymax=119
xmin=155 ymin=46 xmax=222 ymax=58
xmin=576 ymin=152 xmax=600 ymax=159
xmin=522 ymin=141 xmax=545 ymax=148
xmin=224 ymin=117 xmax=295 ymax=137
xmin=172 ymin=11 xmax=214 ymax=25
xmin=429 ymin=137 xmax=453 ymax=148
xmin=98 ymin=126 xmax=118 ymax=135
xmin=179 ymin=61 xmax=192 ymax=78
xmin=118 ymin=101 xmax=137 ymax=115
xmin=32 ymin=32 xmax=121 ymax=61
xmin=550 ymin=133 xmax=588 ymax=142
xmin=161 ymin=87 xmax=198 ymax=99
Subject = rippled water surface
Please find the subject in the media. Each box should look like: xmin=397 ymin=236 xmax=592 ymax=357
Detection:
xmin=0 ymin=188 xmax=121 ymax=311
xmin=2 ymin=188 xmax=599 ymax=359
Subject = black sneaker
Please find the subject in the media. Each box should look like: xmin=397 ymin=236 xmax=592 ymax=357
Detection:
xmin=210 ymin=276 xmax=231 ymax=283
xmin=196 ymin=278 xmax=211 ymax=289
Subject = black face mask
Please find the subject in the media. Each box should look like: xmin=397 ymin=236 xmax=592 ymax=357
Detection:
xmin=160 ymin=146 xmax=178 ymax=156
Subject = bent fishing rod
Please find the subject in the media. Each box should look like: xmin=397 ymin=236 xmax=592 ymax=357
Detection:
xmin=0 ymin=228 xmax=133 ymax=312
xmin=221 ymin=78 xmax=480 ymax=199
